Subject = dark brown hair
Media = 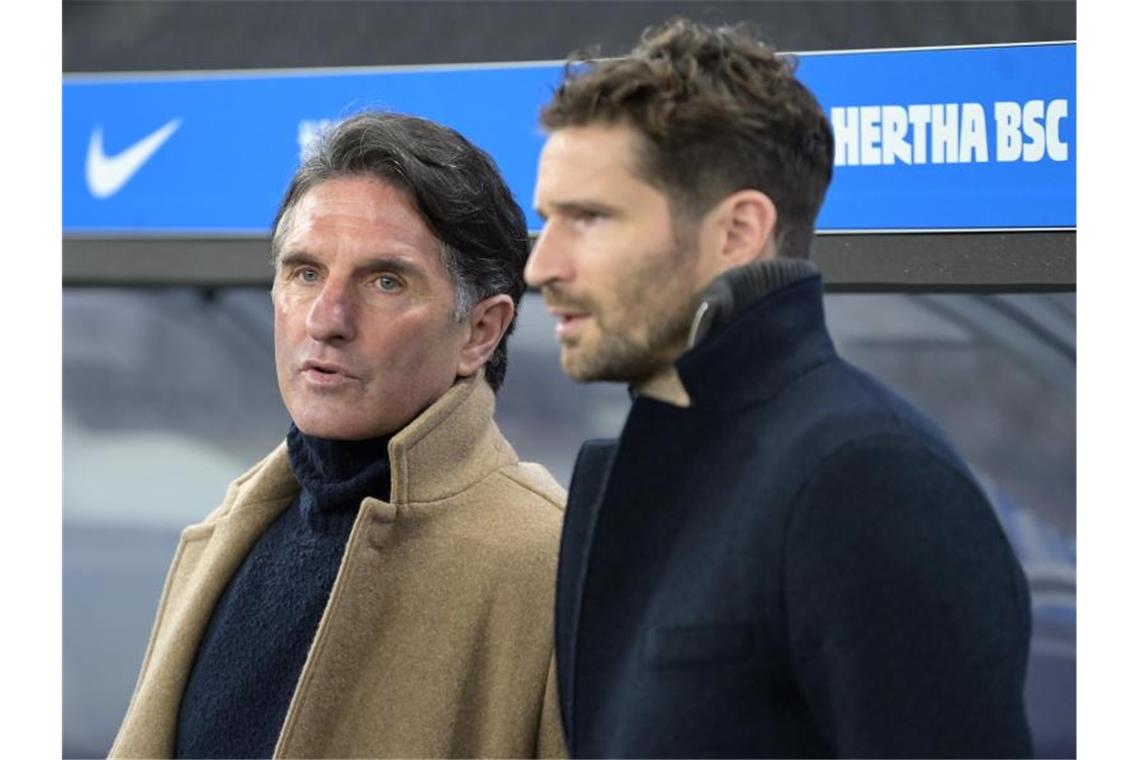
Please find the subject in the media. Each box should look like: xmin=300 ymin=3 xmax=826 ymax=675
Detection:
xmin=540 ymin=18 xmax=834 ymax=258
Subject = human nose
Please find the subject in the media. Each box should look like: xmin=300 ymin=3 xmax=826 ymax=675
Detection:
xmin=305 ymin=277 xmax=357 ymax=343
xmin=524 ymin=223 xmax=573 ymax=290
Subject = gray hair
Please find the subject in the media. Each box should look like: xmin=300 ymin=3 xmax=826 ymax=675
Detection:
xmin=270 ymin=111 xmax=529 ymax=391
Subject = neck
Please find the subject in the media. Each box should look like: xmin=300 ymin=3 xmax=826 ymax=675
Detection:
xmin=636 ymin=258 xmax=820 ymax=408
xmin=634 ymin=367 xmax=692 ymax=408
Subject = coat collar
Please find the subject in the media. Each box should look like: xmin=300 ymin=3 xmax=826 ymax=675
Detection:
xmin=387 ymin=370 xmax=516 ymax=504
xmin=673 ymin=274 xmax=836 ymax=411
xmin=219 ymin=371 xmax=513 ymax=521
xmin=110 ymin=373 xmax=525 ymax=758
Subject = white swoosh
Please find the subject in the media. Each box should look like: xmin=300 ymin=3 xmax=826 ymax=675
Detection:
xmin=85 ymin=118 xmax=182 ymax=199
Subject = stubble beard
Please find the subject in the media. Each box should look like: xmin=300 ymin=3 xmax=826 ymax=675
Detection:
xmin=561 ymin=241 xmax=700 ymax=385
xmin=562 ymin=302 xmax=694 ymax=384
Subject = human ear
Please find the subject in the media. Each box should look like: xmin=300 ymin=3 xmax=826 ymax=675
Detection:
xmin=713 ymin=189 xmax=779 ymax=271
xmin=456 ymin=294 xmax=515 ymax=378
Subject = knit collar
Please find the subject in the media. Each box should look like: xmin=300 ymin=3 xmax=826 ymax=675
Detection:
xmin=687 ymin=258 xmax=820 ymax=349
xmin=286 ymin=423 xmax=392 ymax=528
xmin=215 ymin=373 xmax=516 ymax=517
xmin=673 ymin=270 xmax=837 ymax=410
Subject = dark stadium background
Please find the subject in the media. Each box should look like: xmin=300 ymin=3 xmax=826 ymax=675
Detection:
xmin=63 ymin=2 xmax=1076 ymax=757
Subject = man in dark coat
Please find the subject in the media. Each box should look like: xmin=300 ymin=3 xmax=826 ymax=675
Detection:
xmin=524 ymin=18 xmax=1033 ymax=759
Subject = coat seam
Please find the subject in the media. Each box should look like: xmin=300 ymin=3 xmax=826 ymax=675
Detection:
xmin=496 ymin=467 xmax=567 ymax=513
xmin=397 ymin=467 xmax=503 ymax=507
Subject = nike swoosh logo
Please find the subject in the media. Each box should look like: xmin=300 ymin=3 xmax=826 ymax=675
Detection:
xmin=85 ymin=118 xmax=182 ymax=199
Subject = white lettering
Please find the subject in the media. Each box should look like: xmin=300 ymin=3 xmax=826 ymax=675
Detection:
xmin=960 ymin=103 xmax=988 ymax=162
xmin=859 ymin=106 xmax=882 ymax=166
xmin=931 ymin=104 xmax=959 ymax=164
xmin=909 ymin=105 xmax=931 ymax=164
xmin=994 ymin=101 xmax=1022 ymax=162
xmin=828 ymin=99 xmax=1070 ymax=167
xmin=830 ymin=106 xmax=860 ymax=167
xmin=298 ymin=119 xmax=334 ymax=159
xmin=1022 ymin=100 xmax=1047 ymax=162
xmin=1046 ymin=99 xmax=1070 ymax=161
xmin=881 ymin=106 xmax=911 ymax=165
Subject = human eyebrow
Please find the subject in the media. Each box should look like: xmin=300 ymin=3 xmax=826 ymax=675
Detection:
xmin=277 ymin=251 xmax=322 ymax=271
xmin=275 ymin=253 xmax=423 ymax=279
xmin=547 ymin=200 xmax=621 ymax=218
xmin=354 ymin=256 xmax=423 ymax=281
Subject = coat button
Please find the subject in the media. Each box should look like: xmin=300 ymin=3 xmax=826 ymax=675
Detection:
xmin=363 ymin=497 xmax=397 ymax=524
xmin=362 ymin=498 xmax=397 ymax=552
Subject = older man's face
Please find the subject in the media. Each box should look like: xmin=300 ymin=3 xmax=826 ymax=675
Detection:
xmin=272 ymin=175 xmax=467 ymax=440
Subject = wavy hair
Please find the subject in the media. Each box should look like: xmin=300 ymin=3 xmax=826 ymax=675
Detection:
xmin=540 ymin=18 xmax=834 ymax=258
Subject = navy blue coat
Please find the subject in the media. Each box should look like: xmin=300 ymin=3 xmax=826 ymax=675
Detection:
xmin=556 ymin=275 xmax=1033 ymax=758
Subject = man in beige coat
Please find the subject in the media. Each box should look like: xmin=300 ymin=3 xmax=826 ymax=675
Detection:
xmin=112 ymin=111 xmax=566 ymax=758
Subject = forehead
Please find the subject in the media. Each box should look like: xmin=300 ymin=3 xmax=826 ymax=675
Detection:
xmin=282 ymin=175 xmax=441 ymax=260
xmin=535 ymin=124 xmax=657 ymax=203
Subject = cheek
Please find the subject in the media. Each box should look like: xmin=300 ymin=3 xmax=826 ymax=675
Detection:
xmin=273 ymin=285 xmax=314 ymax=335
xmin=608 ymin=256 xmax=685 ymax=326
xmin=363 ymin=309 xmax=462 ymax=367
xmin=273 ymin=285 xmax=305 ymax=318
xmin=272 ymin=296 xmax=308 ymax=372
xmin=591 ymin=223 xmax=670 ymax=283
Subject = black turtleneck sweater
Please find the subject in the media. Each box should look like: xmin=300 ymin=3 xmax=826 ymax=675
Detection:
xmin=175 ymin=425 xmax=392 ymax=759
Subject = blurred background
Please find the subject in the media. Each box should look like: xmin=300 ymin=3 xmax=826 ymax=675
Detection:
xmin=63 ymin=2 xmax=1075 ymax=758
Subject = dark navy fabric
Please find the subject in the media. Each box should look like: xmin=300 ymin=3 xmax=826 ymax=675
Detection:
xmin=175 ymin=425 xmax=392 ymax=759
xmin=557 ymin=274 xmax=1033 ymax=759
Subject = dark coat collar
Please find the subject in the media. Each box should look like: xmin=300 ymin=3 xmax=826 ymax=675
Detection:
xmin=673 ymin=274 xmax=836 ymax=411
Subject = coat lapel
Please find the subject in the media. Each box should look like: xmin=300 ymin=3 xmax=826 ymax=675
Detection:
xmin=557 ymin=438 xmax=617 ymax=752
xmin=110 ymin=446 xmax=298 ymax=758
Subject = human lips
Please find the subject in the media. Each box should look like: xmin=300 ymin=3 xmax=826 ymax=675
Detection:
xmin=299 ymin=359 xmax=361 ymax=386
xmin=547 ymin=306 xmax=592 ymax=341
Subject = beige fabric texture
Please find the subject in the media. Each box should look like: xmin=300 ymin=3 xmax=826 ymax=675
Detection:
xmin=110 ymin=373 xmax=567 ymax=758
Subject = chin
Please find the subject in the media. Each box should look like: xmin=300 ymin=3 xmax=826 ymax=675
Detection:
xmin=292 ymin=414 xmax=384 ymax=441
xmin=561 ymin=352 xmax=598 ymax=384
xmin=563 ymin=344 xmax=669 ymax=386
xmin=562 ymin=354 xmax=621 ymax=384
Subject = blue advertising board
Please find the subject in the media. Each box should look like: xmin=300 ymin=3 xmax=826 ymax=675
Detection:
xmin=63 ymin=42 xmax=1075 ymax=234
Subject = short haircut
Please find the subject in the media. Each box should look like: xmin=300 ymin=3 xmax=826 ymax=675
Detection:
xmin=271 ymin=111 xmax=529 ymax=391
xmin=540 ymin=18 xmax=834 ymax=259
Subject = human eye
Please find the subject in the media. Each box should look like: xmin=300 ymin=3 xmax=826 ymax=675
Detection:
xmin=280 ymin=264 xmax=321 ymax=286
xmin=374 ymin=273 xmax=404 ymax=293
xmin=569 ymin=207 xmax=606 ymax=228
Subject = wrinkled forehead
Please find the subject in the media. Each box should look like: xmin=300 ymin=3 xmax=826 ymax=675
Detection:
xmin=275 ymin=175 xmax=441 ymax=262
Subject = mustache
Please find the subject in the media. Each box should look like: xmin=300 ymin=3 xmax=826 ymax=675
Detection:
xmin=539 ymin=284 xmax=596 ymax=313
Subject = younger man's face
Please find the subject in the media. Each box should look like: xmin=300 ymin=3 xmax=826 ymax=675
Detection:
xmin=526 ymin=124 xmax=714 ymax=385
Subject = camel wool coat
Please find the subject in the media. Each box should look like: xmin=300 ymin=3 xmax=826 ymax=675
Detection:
xmin=111 ymin=374 xmax=567 ymax=758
